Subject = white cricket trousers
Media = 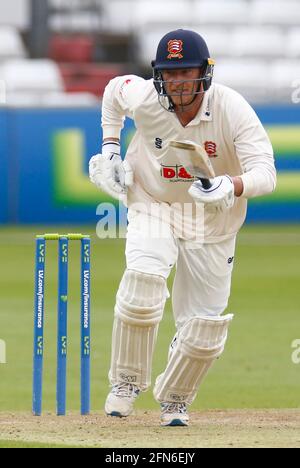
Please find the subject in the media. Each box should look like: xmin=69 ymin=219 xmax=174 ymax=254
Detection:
xmin=125 ymin=210 xmax=236 ymax=330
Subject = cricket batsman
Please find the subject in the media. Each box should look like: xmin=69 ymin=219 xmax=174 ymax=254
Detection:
xmin=89 ymin=29 xmax=276 ymax=426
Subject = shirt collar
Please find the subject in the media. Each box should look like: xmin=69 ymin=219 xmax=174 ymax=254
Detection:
xmin=186 ymin=85 xmax=213 ymax=126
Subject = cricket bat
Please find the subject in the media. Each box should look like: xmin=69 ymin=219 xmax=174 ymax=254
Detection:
xmin=169 ymin=140 xmax=215 ymax=189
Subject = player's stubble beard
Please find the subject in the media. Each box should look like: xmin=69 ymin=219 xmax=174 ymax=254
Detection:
xmin=168 ymin=78 xmax=205 ymax=117
xmin=171 ymin=87 xmax=205 ymax=122
xmin=174 ymin=92 xmax=204 ymax=112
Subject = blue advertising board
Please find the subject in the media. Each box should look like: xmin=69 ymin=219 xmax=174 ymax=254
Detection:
xmin=0 ymin=110 xmax=9 ymax=223
xmin=247 ymin=105 xmax=300 ymax=222
xmin=14 ymin=108 xmax=101 ymax=223
xmin=0 ymin=104 xmax=299 ymax=224
xmin=0 ymin=107 xmax=135 ymax=224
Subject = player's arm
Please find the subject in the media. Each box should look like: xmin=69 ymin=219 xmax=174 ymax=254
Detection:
xmin=89 ymin=76 xmax=145 ymax=200
xmin=232 ymin=176 xmax=244 ymax=197
xmin=230 ymin=93 xmax=277 ymax=199
xmin=189 ymin=92 xmax=275 ymax=211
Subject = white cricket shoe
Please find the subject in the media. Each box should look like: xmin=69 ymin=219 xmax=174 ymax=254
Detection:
xmin=160 ymin=402 xmax=189 ymax=427
xmin=105 ymin=383 xmax=140 ymax=417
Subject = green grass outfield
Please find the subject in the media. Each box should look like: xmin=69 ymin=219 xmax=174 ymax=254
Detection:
xmin=0 ymin=224 xmax=299 ymax=415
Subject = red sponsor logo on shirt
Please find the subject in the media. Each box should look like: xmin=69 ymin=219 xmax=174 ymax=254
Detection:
xmin=161 ymin=165 xmax=195 ymax=181
xmin=204 ymin=141 xmax=218 ymax=157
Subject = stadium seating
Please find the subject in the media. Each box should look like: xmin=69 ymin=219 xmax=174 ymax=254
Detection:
xmin=134 ymin=0 xmax=191 ymax=28
xmin=0 ymin=0 xmax=29 ymax=30
xmin=3 ymin=89 xmax=99 ymax=107
xmin=192 ymin=28 xmax=236 ymax=58
xmin=58 ymin=63 xmax=125 ymax=97
xmin=286 ymin=29 xmax=300 ymax=58
xmin=49 ymin=11 xmax=103 ymax=33
xmin=231 ymin=27 xmax=285 ymax=58
xmin=135 ymin=26 xmax=169 ymax=67
xmin=40 ymin=91 xmax=99 ymax=107
xmin=195 ymin=0 xmax=250 ymax=25
xmin=214 ymin=59 xmax=270 ymax=103
xmin=0 ymin=59 xmax=64 ymax=93
xmin=270 ymin=59 xmax=300 ymax=100
xmin=102 ymin=0 xmax=135 ymax=33
xmin=1 ymin=0 xmax=299 ymax=105
xmin=0 ymin=59 xmax=100 ymax=107
xmin=48 ymin=0 xmax=104 ymax=32
xmin=0 ymin=26 xmax=27 ymax=61
xmin=252 ymin=0 xmax=300 ymax=26
xmin=49 ymin=35 xmax=95 ymax=63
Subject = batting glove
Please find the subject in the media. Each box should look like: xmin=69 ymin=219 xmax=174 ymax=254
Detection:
xmin=89 ymin=140 xmax=134 ymax=201
xmin=189 ymin=175 xmax=235 ymax=213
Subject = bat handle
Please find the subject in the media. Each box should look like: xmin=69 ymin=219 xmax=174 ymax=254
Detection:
xmin=199 ymin=178 xmax=213 ymax=189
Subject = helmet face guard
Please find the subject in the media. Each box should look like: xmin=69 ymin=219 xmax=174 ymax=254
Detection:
xmin=151 ymin=29 xmax=214 ymax=112
xmin=153 ymin=61 xmax=214 ymax=112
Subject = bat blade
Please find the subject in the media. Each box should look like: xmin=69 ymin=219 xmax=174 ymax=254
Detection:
xmin=169 ymin=140 xmax=216 ymax=180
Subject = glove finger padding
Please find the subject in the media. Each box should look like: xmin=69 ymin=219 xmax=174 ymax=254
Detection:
xmin=112 ymin=159 xmax=134 ymax=189
xmin=89 ymin=154 xmax=102 ymax=184
xmin=103 ymin=155 xmax=127 ymax=194
xmin=89 ymin=154 xmax=126 ymax=200
xmin=89 ymin=150 xmax=134 ymax=201
xmin=98 ymin=172 xmax=128 ymax=201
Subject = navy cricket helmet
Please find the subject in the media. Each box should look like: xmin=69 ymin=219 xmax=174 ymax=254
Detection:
xmin=151 ymin=29 xmax=215 ymax=112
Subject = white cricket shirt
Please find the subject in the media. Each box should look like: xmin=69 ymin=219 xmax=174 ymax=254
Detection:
xmin=102 ymin=75 xmax=276 ymax=243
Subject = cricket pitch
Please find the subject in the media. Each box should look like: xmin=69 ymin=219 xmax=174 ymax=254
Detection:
xmin=0 ymin=410 xmax=299 ymax=448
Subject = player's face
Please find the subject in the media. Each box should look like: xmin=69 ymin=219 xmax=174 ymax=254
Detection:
xmin=162 ymin=68 xmax=203 ymax=108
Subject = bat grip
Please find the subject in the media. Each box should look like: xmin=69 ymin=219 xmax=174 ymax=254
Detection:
xmin=199 ymin=178 xmax=213 ymax=190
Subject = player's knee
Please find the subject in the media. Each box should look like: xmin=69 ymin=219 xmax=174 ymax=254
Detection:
xmin=115 ymin=269 xmax=168 ymax=326
xmin=177 ymin=315 xmax=234 ymax=360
